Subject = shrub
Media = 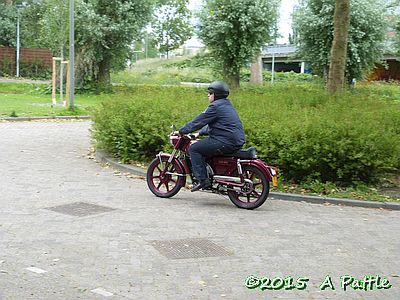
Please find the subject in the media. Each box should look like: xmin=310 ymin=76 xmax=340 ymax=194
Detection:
xmin=0 ymin=58 xmax=51 ymax=79
xmin=92 ymin=86 xmax=203 ymax=162
xmin=19 ymin=59 xmax=51 ymax=79
xmin=240 ymin=69 xmax=322 ymax=83
xmin=92 ymin=83 xmax=400 ymax=186
xmin=111 ymin=65 xmax=213 ymax=85
xmin=0 ymin=56 xmax=14 ymax=77
xmin=163 ymin=53 xmax=215 ymax=69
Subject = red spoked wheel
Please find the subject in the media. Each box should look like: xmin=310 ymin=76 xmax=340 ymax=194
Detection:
xmin=227 ymin=165 xmax=270 ymax=209
xmin=146 ymin=156 xmax=185 ymax=198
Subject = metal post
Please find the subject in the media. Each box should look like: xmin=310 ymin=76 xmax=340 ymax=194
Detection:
xmin=271 ymin=23 xmax=277 ymax=84
xmin=145 ymin=33 xmax=148 ymax=59
xmin=69 ymin=0 xmax=75 ymax=109
xmin=271 ymin=51 xmax=275 ymax=84
xmin=52 ymin=58 xmax=57 ymax=105
xmin=60 ymin=48 xmax=64 ymax=104
xmin=16 ymin=7 xmax=20 ymax=77
xmin=301 ymin=61 xmax=305 ymax=74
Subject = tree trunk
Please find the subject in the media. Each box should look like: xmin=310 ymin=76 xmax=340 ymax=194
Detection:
xmin=224 ymin=61 xmax=240 ymax=89
xmin=166 ymin=34 xmax=169 ymax=59
xmin=250 ymin=53 xmax=263 ymax=85
xmin=225 ymin=73 xmax=240 ymax=89
xmin=327 ymin=0 xmax=351 ymax=93
xmin=97 ymin=58 xmax=112 ymax=92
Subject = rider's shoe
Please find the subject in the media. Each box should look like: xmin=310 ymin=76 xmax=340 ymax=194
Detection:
xmin=191 ymin=179 xmax=211 ymax=192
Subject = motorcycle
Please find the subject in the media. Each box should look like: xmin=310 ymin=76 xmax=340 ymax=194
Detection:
xmin=146 ymin=129 xmax=278 ymax=209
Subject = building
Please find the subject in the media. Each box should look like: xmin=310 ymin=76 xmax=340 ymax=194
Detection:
xmin=261 ymin=44 xmax=400 ymax=81
xmin=261 ymin=44 xmax=309 ymax=74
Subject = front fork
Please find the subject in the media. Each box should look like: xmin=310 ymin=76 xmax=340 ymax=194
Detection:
xmin=157 ymin=150 xmax=185 ymax=180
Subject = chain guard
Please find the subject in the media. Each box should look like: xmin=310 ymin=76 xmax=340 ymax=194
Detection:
xmin=215 ymin=179 xmax=253 ymax=195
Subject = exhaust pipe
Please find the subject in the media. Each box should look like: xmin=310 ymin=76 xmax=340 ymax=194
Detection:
xmin=213 ymin=175 xmax=241 ymax=183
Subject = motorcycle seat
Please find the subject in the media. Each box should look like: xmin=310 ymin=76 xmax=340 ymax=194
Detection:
xmin=223 ymin=146 xmax=257 ymax=159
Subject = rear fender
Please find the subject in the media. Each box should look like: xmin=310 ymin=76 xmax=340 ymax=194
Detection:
xmin=239 ymin=159 xmax=274 ymax=181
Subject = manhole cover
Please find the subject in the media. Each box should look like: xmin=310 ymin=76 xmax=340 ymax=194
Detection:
xmin=45 ymin=202 xmax=116 ymax=217
xmin=150 ymin=238 xmax=232 ymax=259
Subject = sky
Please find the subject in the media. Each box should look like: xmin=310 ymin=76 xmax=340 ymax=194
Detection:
xmin=185 ymin=0 xmax=298 ymax=47
xmin=277 ymin=0 xmax=298 ymax=44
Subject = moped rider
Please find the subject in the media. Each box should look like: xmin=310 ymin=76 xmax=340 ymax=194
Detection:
xmin=179 ymin=80 xmax=245 ymax=192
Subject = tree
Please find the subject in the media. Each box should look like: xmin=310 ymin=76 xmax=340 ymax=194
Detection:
xmin=37 ymin=0 xmax=69 ymax=57
xmin=0 ymin=0 xmax=42 ymax=48
xmin=74 ymin=0 xmax=154 ymax=91
xmin=12 ymin=0 xmax=69 ymax=55
xmin=293 ymin=0 xmax=388 ymax=83
xmin=326 ymin=0 xmax=350 ymax=93
xmin=0 ymin=2 xmax=16 ymax=47
xmin=152 ymin=0 xmax=192 ymax=59
xmin=198 ymin=0 xmax=279 ymax=88
xmin=15 ymin=0 xmax=47 ymax=48
xmin=388 ymin=1 xmax=400 ymax=54
xmin=397 ymin=20 xmax=400 ymax=54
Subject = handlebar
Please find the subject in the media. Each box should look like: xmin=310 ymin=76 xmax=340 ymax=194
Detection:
xmin=170 ymin=125 xmax=199 ymax=140
xmin=170 ymin=131 xmax=198 ymax=140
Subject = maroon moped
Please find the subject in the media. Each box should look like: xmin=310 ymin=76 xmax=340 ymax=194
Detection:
xmin=146 ymin=131 xmax=278 ymax=209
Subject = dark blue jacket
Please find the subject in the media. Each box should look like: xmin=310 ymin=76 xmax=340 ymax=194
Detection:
xmin=179 ymin=98 xmax=245 ymax=147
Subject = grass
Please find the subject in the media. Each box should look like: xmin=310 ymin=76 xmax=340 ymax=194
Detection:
xmin=276 ymin=179 xmax=400 ymax=202
xmin=0 ymin=82 xmax=109 ymax=117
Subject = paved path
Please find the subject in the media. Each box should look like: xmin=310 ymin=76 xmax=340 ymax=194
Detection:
xmin=0 ymin=77 xmax=50 ymax=84
xmin=0 ymin=121 xmax=399 ymax=300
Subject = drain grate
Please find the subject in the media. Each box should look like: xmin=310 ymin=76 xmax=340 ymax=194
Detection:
xmin=150 ymin=238 xmax=232 ymax=259
xmin=45 ymin=202 xmax=116 ymax=217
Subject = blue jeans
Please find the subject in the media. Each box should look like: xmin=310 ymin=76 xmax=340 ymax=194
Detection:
xmin=188 ymin=138 xmax=240 ymax=181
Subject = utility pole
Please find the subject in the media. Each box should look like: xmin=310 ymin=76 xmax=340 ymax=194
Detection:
xmin=145 ymin=32 xmax=148 ymax=59
xmin=271 ymin=49 xmax=275 ymax=84
xmin=16 ymin=4 xmax=22 ymax=77
xmin=271 ymin=22 xmax=278 ymax=84
xmin=69 ymin=0 xmax=75 ymax=109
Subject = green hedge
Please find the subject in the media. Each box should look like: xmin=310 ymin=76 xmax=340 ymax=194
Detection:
xmin=92 ymin=83 xmax=400 ymax=186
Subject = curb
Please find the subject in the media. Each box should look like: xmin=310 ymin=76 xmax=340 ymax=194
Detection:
xmin=95 ymin=150 xmax=147 ymax=177
xmin=267 ymin=192 xmax=400 ymax=210
xmin=0 ymin=116 xmax=91 ymax=122
xmin=95 ymin=150 xmax=400 ymax=211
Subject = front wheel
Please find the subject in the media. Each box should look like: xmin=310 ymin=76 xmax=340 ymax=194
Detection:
xmin=146 ymin=156 xmax=185 ymax=198
xmin=227 ymin=165 xmax=270 ymax=209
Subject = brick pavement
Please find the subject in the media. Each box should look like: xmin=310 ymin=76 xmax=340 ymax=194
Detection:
xmin=0 ymin=121 xmax=399 ymax=300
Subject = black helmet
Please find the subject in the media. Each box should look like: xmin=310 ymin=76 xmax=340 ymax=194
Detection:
xmin=208 ymin=81 xmax=229 ymax=99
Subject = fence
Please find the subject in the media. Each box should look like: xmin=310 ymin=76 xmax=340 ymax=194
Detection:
xmin=368 ymin=59 xmax=400 ymax=81
xmin=0 ymin=47 xmax=52 ymax=78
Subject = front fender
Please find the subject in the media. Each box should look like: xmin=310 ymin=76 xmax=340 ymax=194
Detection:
xmin=156 ymin=153 xmax=190 ymax=177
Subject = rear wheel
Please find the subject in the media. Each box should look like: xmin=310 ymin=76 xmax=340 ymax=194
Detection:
xmin=227 ymin=165 xmax=270 ymax=209
xmin=146 ymin=156 xmax=185 ymax=198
